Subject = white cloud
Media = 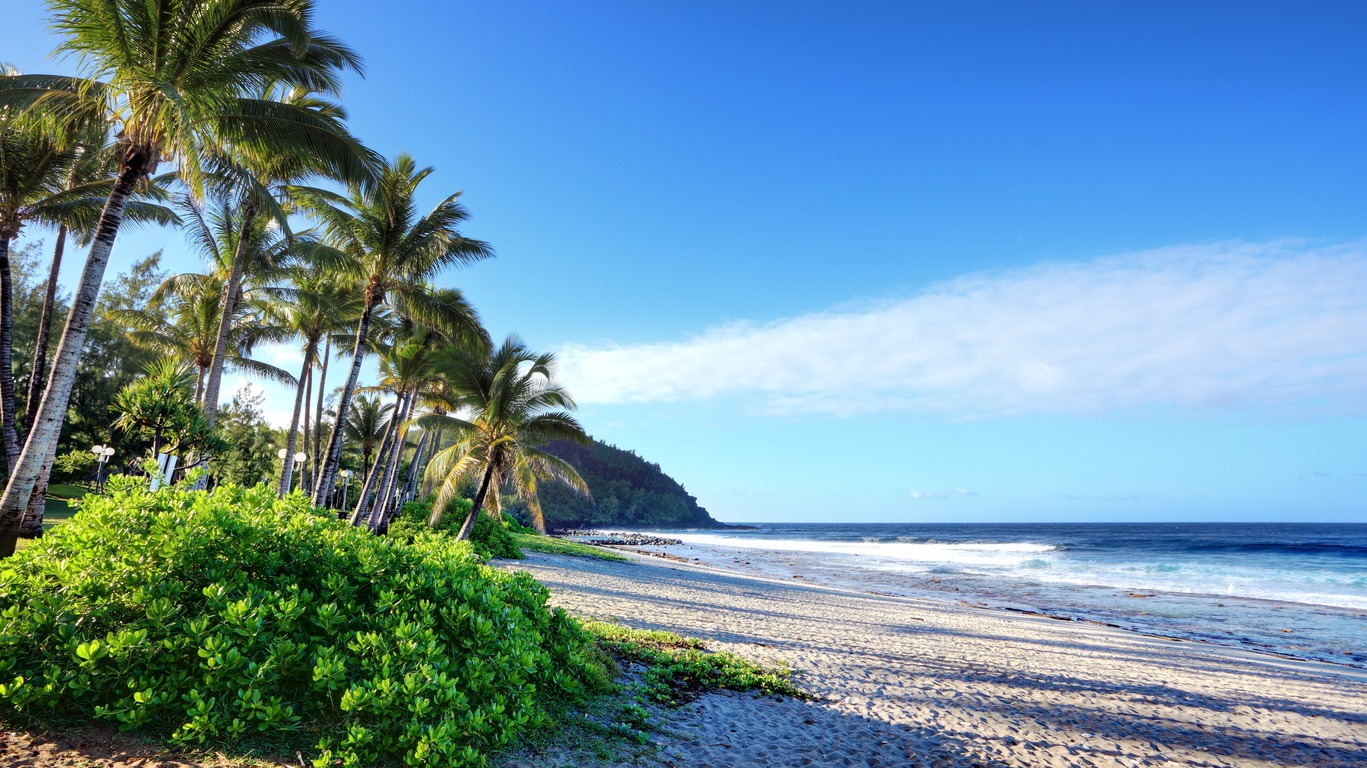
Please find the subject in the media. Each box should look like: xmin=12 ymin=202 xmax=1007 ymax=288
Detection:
xmin=560 ymin=240 xmax=1367 ymax=418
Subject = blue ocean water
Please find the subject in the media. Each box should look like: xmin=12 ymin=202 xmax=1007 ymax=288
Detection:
xmin=652 ymin=523 xmax=1367 ymax=667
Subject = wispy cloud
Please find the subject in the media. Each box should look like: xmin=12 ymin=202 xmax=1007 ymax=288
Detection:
xmin=560 ymin=241 xmax=1367 ymax=418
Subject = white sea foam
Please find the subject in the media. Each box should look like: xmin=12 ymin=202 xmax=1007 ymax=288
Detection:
xmin=671 ymin=533 xmax=1057 ymax=566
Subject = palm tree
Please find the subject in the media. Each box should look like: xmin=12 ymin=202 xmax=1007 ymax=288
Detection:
xmin=19 ymin=127 xmax=178 ymax=440
xmin=0 ymin=0 xmax=369 ymax=542
xmin=420 ymin=337 xmax=591 ymax=539
xmin=272 ymin=265 xmax=362 ymax=496
xmin=110 ymin=271 xmax=295 ymax=402
xmin=351 ymin=330 xmax=444 ymax=530
xmin=198 ymin=88 xmax=376 ymax=426
xmin=295 ymin=155 xmax=492 ymax=508
xmin=344 ymin=394 xmax=393 ymax=477
xmin=0 ymin=102 xmax=175 ymax=474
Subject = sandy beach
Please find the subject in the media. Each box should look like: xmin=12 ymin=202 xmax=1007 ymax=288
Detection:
xmin=500 ymin=550 xmax=1367 ymax=768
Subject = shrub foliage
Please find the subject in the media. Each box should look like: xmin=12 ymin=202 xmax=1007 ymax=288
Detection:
xmin=388 ymin=498 xmax=523 ymax=561
xmin=0 ymin=480 xmax=609 ymax=767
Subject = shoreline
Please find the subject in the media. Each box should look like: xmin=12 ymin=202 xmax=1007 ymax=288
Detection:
xmin=589 ymin=530 xmax=1367 ymax=670
xmin=616 ymin=542 xmax=1367 ymax=679
xmin=501 ymin=547 xmax=1367 ymax=768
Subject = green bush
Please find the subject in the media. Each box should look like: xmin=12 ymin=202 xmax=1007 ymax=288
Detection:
xmin=51 ymin=451 xmax=97 ymax=484
xmin=470 ymin=514 xmax=523 ymax=561
xmin=387 ymin=498 xmax=522 ymax=562
xmin=0 ymin=479 xmax=610 ymax=767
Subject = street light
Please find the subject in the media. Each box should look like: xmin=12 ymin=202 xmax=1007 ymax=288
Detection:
xmin=91 ymin=444 xmax=115 ymax=491
xmin=339 ymin=469 xmax=353 ymax=514
xmin=278 ymin=450 xmax=307 ymax=493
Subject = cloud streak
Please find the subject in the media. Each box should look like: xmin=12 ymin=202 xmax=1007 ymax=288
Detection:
xmin=560 ymin=241 xmax=1367 ymax=418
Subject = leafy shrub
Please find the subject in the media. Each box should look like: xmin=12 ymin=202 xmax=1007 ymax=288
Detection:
xmin=51 ymin=451 xmax=97 ymax=484
xmin=387 ymin=498 xmax=522 ymax=561
xmin=470 ymin=514 xmax=523 ymax=560
xmin=583 ymin=622 xmax=805 ymax=703
xmin=0 ymin=479 xmax=611 ymax=767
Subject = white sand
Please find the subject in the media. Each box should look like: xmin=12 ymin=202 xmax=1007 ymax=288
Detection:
xmin=500 ymin=550 xmax=1367 ymax=768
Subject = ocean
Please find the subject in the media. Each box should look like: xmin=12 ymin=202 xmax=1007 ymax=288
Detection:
xmin=640 ymin=523 xmax=1367 ymax=668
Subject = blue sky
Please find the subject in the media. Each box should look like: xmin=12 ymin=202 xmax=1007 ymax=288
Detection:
xmin=5 ymin=1 xmax=1367 ymax=522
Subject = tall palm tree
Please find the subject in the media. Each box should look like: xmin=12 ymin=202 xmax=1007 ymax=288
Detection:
xmin=295 ymin=155 xmax=492 ymax=508
xmin=420 ymin=337 xmax=591 ymax=538
xmin=0 ymin=103 xmax=175 ymax=473
xmin=199 ymin=88 xmax=375 ymax=426
xmin=0 ymin=0 xmax=369 ymax=543
xmin=19 ymin=128 xmax=178 ymax=440
xmin=272 ymin=265 xmax=362 ymax=496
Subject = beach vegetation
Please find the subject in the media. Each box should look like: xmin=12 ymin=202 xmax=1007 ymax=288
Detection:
xmin=0 ymin=480 xmax=613 ymax=767
xmin=0 ymin=0 xmax=370 ymax=544
xmin=583 ymin=621 xmax=806 ymax=703
xmin=515 ymin=533 xmax=629 ymax=562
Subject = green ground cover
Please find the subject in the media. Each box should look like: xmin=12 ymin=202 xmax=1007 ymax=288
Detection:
xmin=515 ymin=534 xmax=628 ymax=562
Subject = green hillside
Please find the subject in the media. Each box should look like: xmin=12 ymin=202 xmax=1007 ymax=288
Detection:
xmin=515 ymin=439 xmax=725 ymax=530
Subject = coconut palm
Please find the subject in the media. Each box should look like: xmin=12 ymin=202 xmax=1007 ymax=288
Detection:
xmin=109 ymin=271 xmax=295 ymax=402
xmin=198 ymin=88 xmax=376 ymax=426
xmin=0 ymin=0 xmax=369 ymax=542
xmin=0 ymin=101 xmax=175 ymax=473
xmin=294 ymin=155 xmax=492 ymax=507
xmin=420 ymin=337 xmax=591 ymax=538
xmin=351 ymin=330 xmax=445 ymax=530
xmin=272 ymin=265 xmax=362 ymax=496
xmin=20 ymin=127 xmax=178 ymax=440
xmin=344 ymin=394 xmax=393 ymax=477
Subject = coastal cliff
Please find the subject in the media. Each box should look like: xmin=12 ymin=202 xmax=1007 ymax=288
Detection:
xmin=519 ymin=438 xmax=725 ymax=530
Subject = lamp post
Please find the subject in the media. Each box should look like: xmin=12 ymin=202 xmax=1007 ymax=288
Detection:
xmin=278 ymin=450 xmax=308 ymax=494
xmin=91 ymin=444 xmax=115 ymax=491
xmin=339 ymin=469 xmax=353 ymax=514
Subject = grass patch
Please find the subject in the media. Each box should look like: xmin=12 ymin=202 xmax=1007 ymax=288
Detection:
xmin=583 ymin=621 xmax=806 ymax=703
xmin=516 ymin=534 xmax=628 ymax=562
xmin=46 ymin=484 xmax=89 ymax=500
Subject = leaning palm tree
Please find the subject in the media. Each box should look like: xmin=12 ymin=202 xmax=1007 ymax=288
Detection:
xmin=0 ymin=0 xmax=370 ymax=542
xmin=295 ymin=155 xmax=492 ymax=508
xmin=420 ymin=337 xmax=591 ymax=539
xmin=0 ymin=101 xmax=176 ymax=473
xmin=19 ymin=124 xmax=178 ymax=440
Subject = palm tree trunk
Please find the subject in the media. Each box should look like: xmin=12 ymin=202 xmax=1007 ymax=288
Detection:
xmin=21 ymin=225 xmax=66 ymax=439
xmin=400 ymin=430 xmax=429 ymax=506
xmin=313 ymin=281 xmax=381 ymax=507
xmin=278 ymin=337 xmax=318 ymax=496
xmin=0 ymin=238 xmax=21 ymax=476
xmin=200 ymin=200 xmax=257 ymax=425
xmin=348 ymin=401 xmax=397 ymax=526
xmin=367 ymin=392 xmax=413 ymax=531
xmin=17 ymin=451 xmax=53 ymax=538
xmin=455 ymin=459 xmax=498 ymax=541
xmin=0 ymin=152 xmax=150 ymax=556
xmin=313 ymin=336 xmax=329 ymax=478
xmin=300 ymin=366 xmax=312 ymax=492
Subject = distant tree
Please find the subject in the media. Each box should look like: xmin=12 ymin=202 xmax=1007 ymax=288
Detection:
xmin=111 ymin=359 xmax=217 ymax=459
xmin=214 ymin=385 xmax=281 ymax=488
